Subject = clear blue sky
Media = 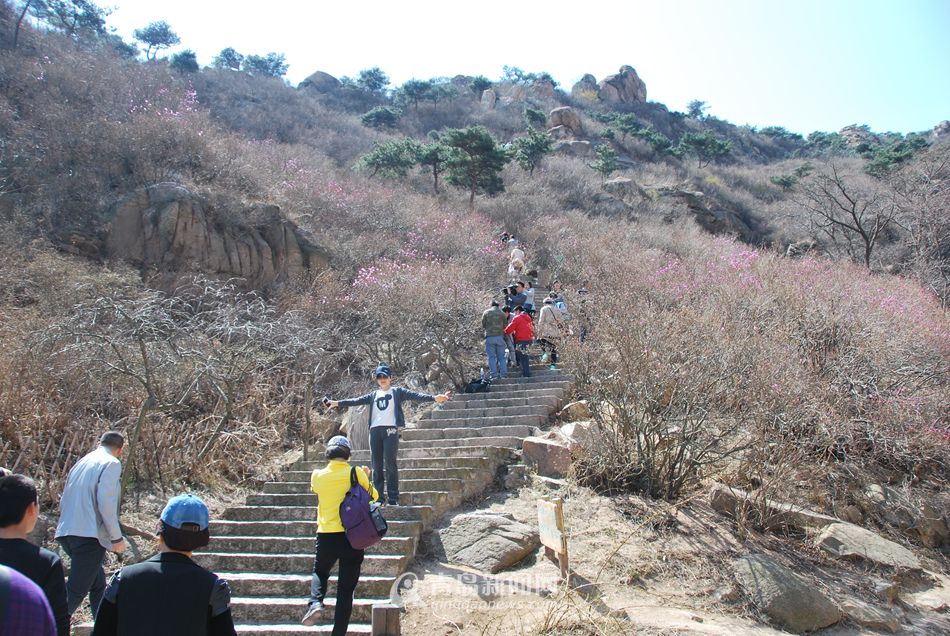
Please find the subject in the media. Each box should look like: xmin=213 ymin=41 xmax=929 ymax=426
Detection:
xmin=103 ymin=0 xmax=949 ymax=135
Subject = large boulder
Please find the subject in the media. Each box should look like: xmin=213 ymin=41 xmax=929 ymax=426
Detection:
xmin=839 ymin=124 xmax=880 ymax=149
xmin=559 ymin=400 xmax=591 ymax=422
xmin=480 ymin=88 xmax=497 ymax=110
xmin=571 ymin=74 xmax=599 ymax=101
xmin=436 ymin=512 xmax=539 ymax=573
xmin=107 ymin=184 xmax=328 ymax=288
xmin=598 ymin=65 xmax=647 ymax=104
xmin=590 ymin=192 xmax=633 ymax=218
xmin=934 ymin=120 xmax=950 ymax=140
xmin=522 ymin=436 xmax=572 ymax=478
xmin=708 ymin=483 xmax=838 ymax=531
xmin=603 ymin=177 xmax=647 ymax=201
xmin=840 ymin=599 xmax=899 ymax=633
xmin=298 ymin=70 xmax=341 ymax=93
xmin=734 ymin=554 xmax=841 ymax=632
xmin=341 ymin=406 xmax=369 ymax=451
xmin=548 ymin=107 xmax=583 ymax=137
xmin=815 ymin=522 xmax=921 ymax=570
xmin=553 ymin=140 xmax=593 ymax=157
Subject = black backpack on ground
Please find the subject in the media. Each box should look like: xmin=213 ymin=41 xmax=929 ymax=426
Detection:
xmin=464 ymin=377 xmax=491 ymax=394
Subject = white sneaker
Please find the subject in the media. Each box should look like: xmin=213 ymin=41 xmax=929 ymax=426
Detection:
xmin=301 ymin=603 xmax=324 ymax=626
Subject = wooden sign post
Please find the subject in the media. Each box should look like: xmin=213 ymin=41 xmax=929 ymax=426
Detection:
xmin=537 ymin=496 xmax=569 ymax=581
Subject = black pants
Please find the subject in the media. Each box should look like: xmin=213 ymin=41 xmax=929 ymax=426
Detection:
xmin=370 ymin=426 xmax=400 ymax=504
xmin=58 ymin=535 xmax=106 ymax=616
xmin=309 ymin=532 xmax=364 ymax=636
xmin=538 ymin=338 xmax=559 ymax=363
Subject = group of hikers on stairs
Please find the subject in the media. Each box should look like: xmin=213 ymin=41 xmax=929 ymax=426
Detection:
xmin=0 ymin=231 xmax=586 ymax=636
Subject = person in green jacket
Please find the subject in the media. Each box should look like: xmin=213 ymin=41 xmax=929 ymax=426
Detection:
xmin=481 ymin=301 xmax=508 ymax=380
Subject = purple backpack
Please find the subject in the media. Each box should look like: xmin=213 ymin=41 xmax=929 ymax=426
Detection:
xmin=339 ymin=467 xmax=388 ymax=549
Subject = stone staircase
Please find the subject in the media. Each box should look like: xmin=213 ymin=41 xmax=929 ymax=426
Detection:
xmin=76 ymin=367 xmax=572 ymax=635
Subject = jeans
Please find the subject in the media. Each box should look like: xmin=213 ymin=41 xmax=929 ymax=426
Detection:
xmin=309 ymin=532 xmax=364 ymax=636
xmin=58 ymin=535 xmax=106 ymax=616
xmin=515 ymin=340 xmax=532 ymax=377
xmin=504 ymin=334 xmax=516 ymax=366
xmin=370 ymin=426 xmax=400 ymax=504
xmin=484 ymin=336 xmax=507 ymax=379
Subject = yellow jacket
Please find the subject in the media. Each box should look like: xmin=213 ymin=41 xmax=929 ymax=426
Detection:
xmin=311 ymin=459 xmax=379 ymax=533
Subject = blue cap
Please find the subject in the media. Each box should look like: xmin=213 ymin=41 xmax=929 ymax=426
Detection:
xmin=160 ymin=494 xmax=209 ymax=530
xmin=327 ymin=435 xmax=351 ymax=450
xmin=374 ymin=365 xmax=392 ymax=378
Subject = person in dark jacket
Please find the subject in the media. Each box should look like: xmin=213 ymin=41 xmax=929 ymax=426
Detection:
xmin=91 ymin=494 xmax=236 ymax=636
xmin=327 ymin=365 xmax=450 ymax=505
xmin=481 ymin=301 xmax=508 ymax=380
xmin=0 ymin=474 xmax=68 ymax=636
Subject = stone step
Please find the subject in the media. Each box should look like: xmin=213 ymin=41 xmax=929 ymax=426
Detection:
xmin=210 ymin=519 xmax=422 ymax=538
xmin=347 ymin=445 xmax=513 ymax=462
xmin=194 ymin=552 xmax=408 ymax=576
xmin=249 ymin=490 xmax=460 ymax=510
xmin=393 ymin=436 xmax=524 ymax=450
xmin=292 ymin=449 xmax=508 ymax=475
xmin=279 ymin=466 xmax=483 ymax=483
xmin=401 ymin=424 xmax=535 ymax=440
xmin=231 ymin=596 xmax=386 ymax=625
xmin=412 ymin=415 xmax=543 ymax=430
xmin=218 ymin=572 xmax=395 ymax=598
xmin=222 ymin=505 xmax=432 ymax=524
xmin=208 ymin=535 xmax=415 ymax=556
xmin=452 ymin=387 xmax=567 ymax=403
xmin=439 ymin=394 xmax=561 ymax=410
xmin=427 ymin=404 xmax=550 ymax=420
xmin=262 ymin=477 xmax=464 ymax=495
xmin=489 ymin=376 xmax=574 ymax=388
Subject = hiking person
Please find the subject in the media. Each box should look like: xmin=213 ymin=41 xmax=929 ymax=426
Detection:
xmin=523 ymin=281 xmax=536 ymax=313
xmin=55 ymin=431 xmax=126 ymax=618
xmin=501 ymin=307 xmax=516 ymax=368
xmin=0 ymin=474 xmax=68 ymax=636
xmin=481 ymin=300 xmax=508 ymax=381
xmin=301 ymin=436 xmax=378 ymax=632
xmin=550 ymin=281 xmax=567 ymax=308
xmin=0 ymin=564 xmax=57 ymax=636
xmin=91 ymin=494 xmax=236 ymax=636
xmin=504 ymin=305 xmax=534 ymax=378
xmin=508 ymin=241 xmax=525 ymax=278
xmin=326 ymin=365 xmax=450 ymax=505
xmin=537 ymin=298 xmax=566 ymax=371
xmin=508 ymin=282 xmax=527 ymax=309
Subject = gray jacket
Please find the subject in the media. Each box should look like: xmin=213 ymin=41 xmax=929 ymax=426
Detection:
xmin=55 ymin=446 xmax=123 ymax=549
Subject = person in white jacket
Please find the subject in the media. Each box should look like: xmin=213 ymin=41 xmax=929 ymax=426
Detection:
xmin=54 ymin=432 xmax=127 ymax=617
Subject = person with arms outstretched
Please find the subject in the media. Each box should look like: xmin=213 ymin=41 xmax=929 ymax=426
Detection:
xmin=326 ymin=365 xmax=450 ymax=505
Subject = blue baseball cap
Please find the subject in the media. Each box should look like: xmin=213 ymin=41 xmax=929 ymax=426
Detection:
xmin=161 ymin=494 xmax=209 ymax=531
xmin=327 ymin=435 xmax=351 ymax=450
xmin=374 ymin=365 xmax=392 ymax=378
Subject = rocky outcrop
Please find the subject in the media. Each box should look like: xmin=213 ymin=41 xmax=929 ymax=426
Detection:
xmin=571 ymin=74 xmax=598 ymax=101
xmin=480 ymin=88 xmax=497 ymax=109
xmin=598 ymin=65 xmax=647 ymax=104
xmin=933 ymin=120 xmax=950 ymax=141
xmin=106 ymin=183 xmax=328 ymax=288
xmin=648 ymin=187 xmax=757 ymax=242
xmin=709 ymin=483 xmax=839 ymax=531
xmin=523 ymin=436 xmax=572 ymax=478
xmin=839 ymin=124 xmax=880 ymax=149
xmin=559 ymin=400 xmax=591 ymax=422
xmin=734 ymin=554 xmax=841 ymax=632
xmin=840 ymin=599 xmax=899 ymax=633
xmin=435 ymin=512 xmax=539 ymax=573
xmin=548 ymin=107 xmax=582 ymax=137
xmin=815 ymin=522 xmax=922 ymax=570
xmin=298 ymin=70 xmax=341 ymax=93
xmin=553 ymin=140 xmax=593 ymax=157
